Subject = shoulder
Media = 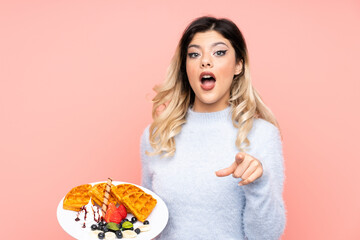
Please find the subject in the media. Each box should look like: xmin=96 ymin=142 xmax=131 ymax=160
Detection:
xmin=141 ymin=124 xmax=151 ymax=141
xmin=249 ymin=118 xmax=281 ymax=144
xmin=248 ymin=119 xmax=284 ymax=172
xmin=140 ymin=124 xmax=154 ymax=155
xmin=252 ymin=118 xmax=278 ymax=131
xmin=140 ymin=124 xmax=150 ymax=146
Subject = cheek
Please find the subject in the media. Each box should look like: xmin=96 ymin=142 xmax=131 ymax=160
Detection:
xmin=217 ymin=60 xmax=237 ymax=78
xmin=186 ymin=62 xmax=197 ymax=82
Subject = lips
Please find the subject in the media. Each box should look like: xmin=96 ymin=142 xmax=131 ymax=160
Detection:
xmin=200 ymin=71 xmax=216 ymax=91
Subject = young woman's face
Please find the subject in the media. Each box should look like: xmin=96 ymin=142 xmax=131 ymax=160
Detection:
xmin=186 ymin=30 xmax=242 ymax=112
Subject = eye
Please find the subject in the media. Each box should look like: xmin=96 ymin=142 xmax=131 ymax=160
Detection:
xmin=188 ymin=52 xmax=200 ymax=58
xmin=214 ymin=50 xmax=227 ymax=56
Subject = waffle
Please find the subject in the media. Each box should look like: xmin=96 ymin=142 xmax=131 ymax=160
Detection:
xmin=121 ymin=192 xmax=157 ymax=222
xmin=89 ymin=183 xmax=117 ymax=206
xmin=63 ymin=184 xmax=92 ymax=211
xmin=110 ymin=184 xmax=145 ymax=212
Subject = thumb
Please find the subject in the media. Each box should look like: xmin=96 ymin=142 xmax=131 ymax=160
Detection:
xmin=215 ymin=162 xmax=237 ymax=177
xmin=235 ymin=152 xmax=246 ymax=165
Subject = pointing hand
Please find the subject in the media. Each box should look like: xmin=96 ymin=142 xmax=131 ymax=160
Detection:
xmin=215 ymin=152 xmax=263 ymax=186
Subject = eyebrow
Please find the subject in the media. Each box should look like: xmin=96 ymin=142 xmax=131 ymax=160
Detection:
xmin=188 ymin=41 xmax=229 ymax=49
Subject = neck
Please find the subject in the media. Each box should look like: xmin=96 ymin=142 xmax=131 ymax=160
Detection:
xmin=192 ymin=99 xmax=230 ymax=113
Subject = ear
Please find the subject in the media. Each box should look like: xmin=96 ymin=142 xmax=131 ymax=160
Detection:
xmin=234 ymin=59 xmax=243 ymax=75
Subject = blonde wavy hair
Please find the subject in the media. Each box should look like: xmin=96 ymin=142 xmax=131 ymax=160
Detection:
xmin=148 ymin=16 xmax=279 ymax=157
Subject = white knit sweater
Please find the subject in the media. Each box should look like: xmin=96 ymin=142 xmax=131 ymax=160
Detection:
xmin=140 ymin=107 xmax=286 ymax=240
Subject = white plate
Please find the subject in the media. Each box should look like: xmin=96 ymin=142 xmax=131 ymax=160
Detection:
xmin=57 ymin=181 xmax=168 ymax=240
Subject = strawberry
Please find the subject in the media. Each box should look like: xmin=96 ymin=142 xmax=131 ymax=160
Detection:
xmin=108 ymin=209 xmax=122 ymax=224
xmin=117 ymin=204 xmax=127 ymax=219
xmin=104 ymin=203 xmax=126 ymax=224
xmin=104 ymin=203 xmax=117 ymax=223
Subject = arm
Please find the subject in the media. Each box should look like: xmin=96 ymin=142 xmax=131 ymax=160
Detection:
xmin=242 ymin=124 xmax=286 ymax=239
xmin=140 ymin=125 xmax=153 ymax=191
xmin=216 ymin=122 xmax=286 ymax=239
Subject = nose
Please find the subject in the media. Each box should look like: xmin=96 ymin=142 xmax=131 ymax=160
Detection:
xmin=201 ymin=54 xmax=213 ymax=68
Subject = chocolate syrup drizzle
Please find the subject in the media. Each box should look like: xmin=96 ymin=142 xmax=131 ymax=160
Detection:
xmin=95 ymin=207 xmax=101 ymax=222
xmin=75 ymin=204 xmax=101 ymax=229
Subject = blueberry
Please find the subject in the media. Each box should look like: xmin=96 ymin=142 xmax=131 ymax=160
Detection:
xmin=98 ymin=225 xmax=104 ymax=231
xmin=115 ymin=230 xmax=123 ymax=239
xmin=131 ymin=217 xmax=137 ymax=223
xmin=91 ymin=224 xmax=98 ymax=231
xmin=135 ymin=228 xmax=140 ymax=234
xmin=98 ymin=232 xmax=105 ymax=239
xmin=143 ymin=220 xmax=150 ymax=225
xmin=103 ymin=226 xmax=109 ymax=232
xmin=99 ymin=221 xmax=106 ymax=226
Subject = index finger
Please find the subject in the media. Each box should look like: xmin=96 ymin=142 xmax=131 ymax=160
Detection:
xmin=215 ymin=162 xmax=237 ymax=177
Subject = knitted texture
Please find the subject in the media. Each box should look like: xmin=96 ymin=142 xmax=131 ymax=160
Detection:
xmin=140 ymin=107 xmax=286 ymax=240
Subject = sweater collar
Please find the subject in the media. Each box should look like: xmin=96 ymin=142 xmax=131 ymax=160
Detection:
xmin=186 ymin=106 xmax=232 ymax=122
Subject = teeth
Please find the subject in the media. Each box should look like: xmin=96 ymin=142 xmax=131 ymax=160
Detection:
xmin=202 ymin=75 xmax=213 ymax=79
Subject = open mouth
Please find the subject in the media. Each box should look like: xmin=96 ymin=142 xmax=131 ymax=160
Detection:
xmin=200 ymin=72 xmax=216 ymax=90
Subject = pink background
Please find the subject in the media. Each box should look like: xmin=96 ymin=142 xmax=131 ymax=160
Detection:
xmin=1 ymin=0 xmax=359 ymax=239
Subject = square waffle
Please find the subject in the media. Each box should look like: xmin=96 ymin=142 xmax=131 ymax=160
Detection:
xmin=110 ymin=184 xmax=145 ymax=212
xmin=63 ymin=184 xmax=92 ymax=211
xmin=89 ymin=183 xmax=117 ymax=206
xmin=121 ymin=191 xmax=157 ymax=222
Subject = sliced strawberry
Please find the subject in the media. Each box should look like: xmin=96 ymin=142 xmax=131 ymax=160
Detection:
xmin=109 ymin=210 xmax=122 ymax=224
xmin=104 ymin=203 xmax=117 ymax=223
xmin=117 ymin=204 xmax=127 ymax=219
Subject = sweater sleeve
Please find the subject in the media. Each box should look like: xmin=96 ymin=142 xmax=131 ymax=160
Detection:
xmin=242 ymin=122 xmax=286 ymax=240
xmin=140 ymin=125 xmax=153 ymax=191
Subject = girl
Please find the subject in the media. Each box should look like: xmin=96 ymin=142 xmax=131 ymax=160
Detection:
xmin=140 ymin=16 xmax=286 ymax=240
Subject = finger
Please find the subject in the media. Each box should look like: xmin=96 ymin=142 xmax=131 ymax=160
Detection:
xmin=215 ymin=162 xmax=237 ymax=177
xmin=241 ymin=160 xmax=260 ymax=180
xmin=235 ymin=152 xmax=246 ymax=165
xmin=238 ymin=167 xmax=263 ymax=186
xmin=232 ymin=158 xmax=252 ymax=178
